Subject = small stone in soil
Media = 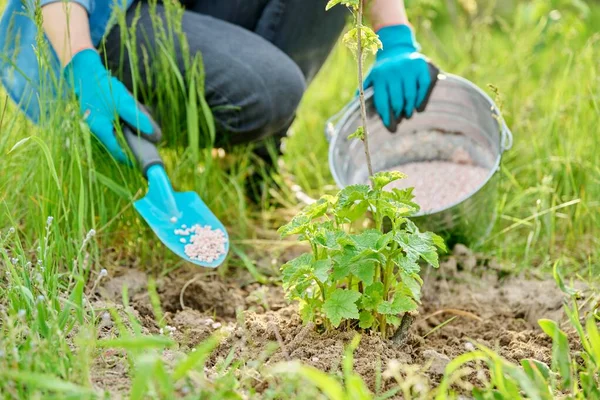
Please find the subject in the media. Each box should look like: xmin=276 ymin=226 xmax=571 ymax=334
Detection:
xmin=374 ymin=161 xmax=489 ymax=212
xmin=423 ymin=349 xmax=450 ymax=375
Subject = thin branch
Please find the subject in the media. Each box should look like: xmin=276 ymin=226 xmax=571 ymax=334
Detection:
xmin=356 ymin=1 xmax=374 ymax=178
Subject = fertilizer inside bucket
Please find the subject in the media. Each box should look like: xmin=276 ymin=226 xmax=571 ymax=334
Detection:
xmin=375 ymin=161 xmax=489 ymax=212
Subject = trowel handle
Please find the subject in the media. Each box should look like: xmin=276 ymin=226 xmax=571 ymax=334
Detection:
xmin=387 ymin=61 xmax=441 ymax=134
xmin=122 ymin=125 xmax=164 ymax=178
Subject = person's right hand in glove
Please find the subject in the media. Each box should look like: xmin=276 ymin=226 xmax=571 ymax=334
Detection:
xmin=42 ymin=2 xmax=160 ymax=164
xmin=64 ymin=49 xmax=160 ymax=163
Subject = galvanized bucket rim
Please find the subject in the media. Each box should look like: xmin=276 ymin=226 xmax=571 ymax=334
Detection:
xmin=325 ymin=72 xmax=514 ymax=217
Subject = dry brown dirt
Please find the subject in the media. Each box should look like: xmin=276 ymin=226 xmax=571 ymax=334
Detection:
xmin=91 ymin=245 xmax=576 ymax=394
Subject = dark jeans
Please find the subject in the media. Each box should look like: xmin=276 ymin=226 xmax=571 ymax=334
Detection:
xmin=104 ymin=0 xmax=347 ymax=156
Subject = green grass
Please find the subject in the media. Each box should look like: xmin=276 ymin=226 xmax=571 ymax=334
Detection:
xmin=0 ymin=0 xmax=599 ymax=398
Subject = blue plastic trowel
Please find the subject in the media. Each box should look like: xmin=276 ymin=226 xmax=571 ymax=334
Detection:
xmin=122 ymin=125 xmax=229 ymax=268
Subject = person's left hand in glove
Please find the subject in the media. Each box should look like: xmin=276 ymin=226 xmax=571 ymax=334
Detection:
xmin=364 ymin=0 xmax=433 ymax=131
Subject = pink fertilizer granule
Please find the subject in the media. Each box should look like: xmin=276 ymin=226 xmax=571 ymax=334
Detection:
xmin=378 ymin=161 xmax=489 ymax=212
xmin=174 ymin=224 xmax=227 ymax=263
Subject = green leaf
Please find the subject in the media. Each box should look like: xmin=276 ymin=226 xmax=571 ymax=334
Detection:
xmin=130 ymin=354 xmax=157 ymax=400
xmin=342 ymin=26 xmax=383 ymax=56
xmin=539 ymin=319 xmax=572 ymax=389
xmin=281 ymin=253 xmax=317 ymax=301
xmin=278 ymin=214 xmax=311 ymax=238
xmin=377 ymin=295 xmax=417 ymax=315
xmin=552 ymin=262 xmax=578 ymax=296
xmin=351 ymin=229 xmax=383 ymax=249
xmin=400 ymin=272 xmax=422 ymax=302
xmin=323 ymin=289 xmax=361 ymax=328
xmin=351 ymin=247 xmax=386 ymax=264
xmin=97 ymin=335 xmax=175 ymax=350
xmin=372 ymin=171 xmax=406 ymax=191
xmin=325 ymin=0 xmax=359 ymax=10
xmin=313 ymin=259 xmax=331 ymax=283
xmin=361 ymin=283 xmax=384 ymax=311
xmin=396 ymin=255 xmax=421 ymax=274
xmin=376 ymin=232 xmax=394 ymax=251
xmin=301 ymin=197 xmax=331 ymax=220
xmin=0 ymin=370 xmax=97 ymax=395
xmin=586 ymin=317 xmax=600 ymax=365
xmin=299 ymin=298 xmax=321 ymax=323
xmin=394 ymin=231 xmax=440 ymax=268
xmin=282 ymin=253 xmax=313 ymax=286
xmin=271 ymin=361 xmax=345 ymax=400
xmin=387 ymin=315 xmax=402 ymax=327
xmin=332 ymin=247 xmax=358 ymax=281
xmin=314 ymin=228 xmax=345 ymax=250
xmin=173 ymin=335 xmax=220 ymax=381
xmin=336 ymin=185 xmax=371 ymax=222
xmin=348 ymin=126 xmax=365 ymax=141
xmin=359 ymin=311 xmax=375 ymax=329
xmin=521 ymin=359 xmax=552 ymax=391
xmin=352 ymin=260 xmax=376 ymax=286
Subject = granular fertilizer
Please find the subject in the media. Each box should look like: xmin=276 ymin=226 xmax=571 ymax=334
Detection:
xmin=174 ymin=225 xmax=227 ymax=263
xmin=379 ymin=161 xmax=489 ymax=212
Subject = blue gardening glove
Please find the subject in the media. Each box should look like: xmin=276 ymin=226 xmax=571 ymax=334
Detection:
xmin=364 ymin=24 xmax=431 ymax=129
xmin=64 ymin=49 xmax=160 ymax=163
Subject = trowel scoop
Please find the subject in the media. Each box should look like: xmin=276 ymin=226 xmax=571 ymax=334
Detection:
xmin=122 ymin=126 xmax=229 ymax=268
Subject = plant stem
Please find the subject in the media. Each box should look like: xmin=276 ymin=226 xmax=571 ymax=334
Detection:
xmin=356 ymin=1 xmax=374 ymax=179
xmin=313 ymin=277 xmax=326 ymax=302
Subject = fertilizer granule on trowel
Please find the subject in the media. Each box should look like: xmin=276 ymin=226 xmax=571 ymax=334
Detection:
xmin=380 ymin=161 xmax=489 ymax=212
xmin=174 ymin=224 xmax=227 ymax=262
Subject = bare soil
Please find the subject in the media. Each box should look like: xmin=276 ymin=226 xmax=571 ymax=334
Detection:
xmin=91 ymin=244 xmax=575 ymax=395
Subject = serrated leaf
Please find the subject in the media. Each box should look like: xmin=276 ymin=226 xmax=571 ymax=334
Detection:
xmin=281 ymin=253 xmax=315 ymax=299
xmin=301 ymin=197 xmax=331 ymax=220
xmin=377 ymin=295 xmax=417 ymax=315
xmin=359 ymin=311 xmax=375 ymax=329
xmin=281 ymin=253 xmax=313 ymax=284
xmin=278 ymin=214 xmax=311 ymax=238
xmin=332 ymin=247 xmax=358 ymax=281
xmin=431 ymin=233 xmax=447 ymax=252
xmin=313 ymin=259 xmax=331 ymax=283
xmin=348 ymin=126 xmax=365 ymax=141
xmin=394 ymin=231 xmax=440 ymax=268
xmin=350 ymin=247 xmax=386 ymax=266
xmin=372 ymin=171 xmax=406 ymax=191
xmin=395 ymin=255 xmax=421 ymax=274
xmin=351 ymin=229 xmax=383 ymax=249
xmin=352 ymin=260 xmax=376 ymax=286
xmin=336 ymin=185 xmax=371 ymax=221
xmin=376 ymin=232 xmax=394 ymax=251
xmin=361 ymin=283 xmax=384 ymax=311
xmin=314 ymin=229 xmax=345 ymax=250
xmin=337 ymin=184 xmax=371 ymax=202
xmin=323 ymin=289 xmax=361 ymax=328
xmin=400 ymin=272 xmax=422 ymax=302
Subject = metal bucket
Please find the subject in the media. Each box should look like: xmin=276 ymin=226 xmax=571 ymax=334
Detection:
xmin=325 ymin=72 xmax=513 ymax=246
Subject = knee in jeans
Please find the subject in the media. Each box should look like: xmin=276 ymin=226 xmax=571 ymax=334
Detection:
xmin=259 ymin=61 xmax=306 ymax=135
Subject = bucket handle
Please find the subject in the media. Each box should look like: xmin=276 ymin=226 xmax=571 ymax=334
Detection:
xmin=501 ymin=123 xmax=514 ymax=152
